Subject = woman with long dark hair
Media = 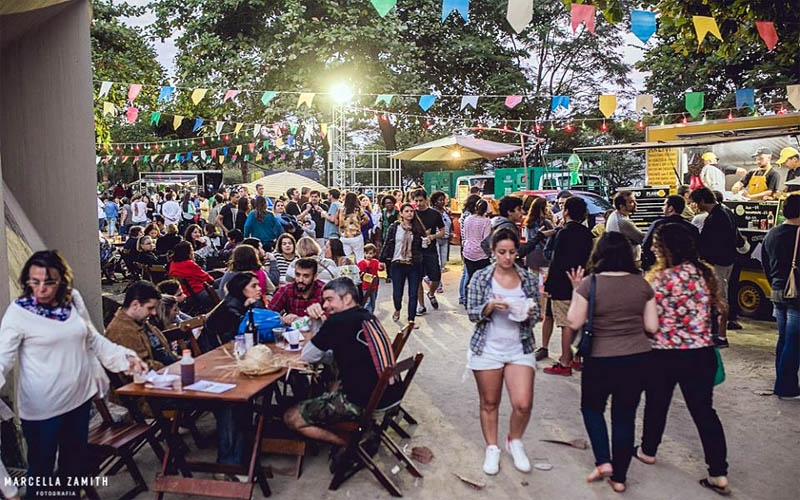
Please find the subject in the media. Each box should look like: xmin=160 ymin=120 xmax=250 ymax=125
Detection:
xmin=466 ymin=228 xmax=540 ymax=475
xmin=180 ymin=191 xmax=196 ymax=232
xmin=0 ymin=250 xmax=145 ymax=497
xmin=337 ymin=191 xmax=369 ymax=261
xmin=244 ymin=195 xmax=283 ymax=251
xmin=273 ymin=233 xmax=298 ymax=284
xmin=184 ymin=223 xmax=214 ymax=260
xmin=458 ymin=194 xmax=482 ymax=306
xmin=635 ymin=222 xmax=731 ymax=496
xmin=326 ymin=237 xmax=361 ymax=285
xmin=523 ymin=196 xmax=555 ymax=282
xmin=462 ymin=199 xmax=492 ymax=284
xmin=566 ymin=231 xmax=658 ymax=493
xmin=380 ymin=203 xmax=425 ymax=323
xmin=218 ymin=244 xmax=272 ymax=300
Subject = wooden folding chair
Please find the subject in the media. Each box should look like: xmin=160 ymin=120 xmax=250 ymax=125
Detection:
xmin=328 ymin=353 xmax=424 ymax=497
xmin=138 ymin=263 xmax=167 ymax=282
xmin=203 ymin=281 xmax=221 ymax=306
xmin=162 ymin=315 xmax=205 ymax=357
xmin=385 ymin=323 xmax=419 ymax=439
xmin=87 ymin=398 xmax=164 ymax=500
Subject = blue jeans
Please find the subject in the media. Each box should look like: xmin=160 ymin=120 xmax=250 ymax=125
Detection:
xmin=214 ymin=406 xmax=252 ymax=465
xmin=774 ymin=303 xmax=800 ymax=397
xmin=106 ymin=217 xmax=118 ymax=236
xmin=21 ymin=399 xmax=91 ymax=497
xmin=390 ymin=262 xmax=421 ymax=322
xmin=459 ymin=265 xmax=468 ymax=305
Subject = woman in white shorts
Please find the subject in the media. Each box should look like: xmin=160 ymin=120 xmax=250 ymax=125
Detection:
xmin=466 ymin=228 xmax=541 ymax=475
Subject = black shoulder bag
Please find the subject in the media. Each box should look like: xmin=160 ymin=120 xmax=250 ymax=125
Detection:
xmin=572 ymin=274 xmax=596 ymax=358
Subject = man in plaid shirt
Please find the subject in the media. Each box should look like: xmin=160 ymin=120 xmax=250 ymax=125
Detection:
xmin=269 ymin=258 xmax=324 ymax=325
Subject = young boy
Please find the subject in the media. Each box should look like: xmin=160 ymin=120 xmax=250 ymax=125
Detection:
xmin=357 ymin=244 xmax=383 ymax=313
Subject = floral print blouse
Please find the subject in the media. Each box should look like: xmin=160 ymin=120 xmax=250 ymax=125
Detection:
xmin=649 ymin=262 xmax=715 ymax=350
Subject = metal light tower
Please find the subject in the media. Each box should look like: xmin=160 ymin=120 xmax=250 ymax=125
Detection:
xmin=327 ymin=83 xmax=352 ymax=188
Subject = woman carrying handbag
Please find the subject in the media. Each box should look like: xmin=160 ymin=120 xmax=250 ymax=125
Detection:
xmin=566 ymin=232 xmax=658 ymax=493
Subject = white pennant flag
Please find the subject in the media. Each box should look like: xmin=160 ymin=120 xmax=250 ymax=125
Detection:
xmin=634 ymin=94 xmax=654 ymax=114
xmin=460 ymin=95 xmax=479 ymax=110
xmin=200 ymin=150 xmax=207 ymax=160
xmin=506 ymin=0 xmax=533 ymax=34
xmin=788 ymin=85 xmax=800 ymax=110
xmin=253 ymin=123 xmax=261 ymax=137
xmin=215 ymin=121 xmax=225 ymax=134
xmin=99 ymin=81 xmax=113 ymax=98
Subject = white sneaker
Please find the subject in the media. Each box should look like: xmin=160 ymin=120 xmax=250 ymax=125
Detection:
xmin=483 ymin=445 xmax=501 ymax=475
xmin=505 ymin=437 xmax=531 ymax=472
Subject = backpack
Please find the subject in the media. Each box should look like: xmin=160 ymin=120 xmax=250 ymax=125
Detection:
xmin=237 ymin=308 xmax=283 ymax=343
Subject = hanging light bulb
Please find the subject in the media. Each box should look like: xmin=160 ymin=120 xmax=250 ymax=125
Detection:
xmin=134 ymin=145 xmax=140 ymax=151
xmin=223 ymin=135 xmax=230 ymax=142
xmin=660 ymin=115 xmax=666 ymax=126
xmin=581 ymin=120 xmax=588 ymax=130
xmin=600 ymin=120 xmax=608 ymax=132
xmin=681 ymin=114 xmax=688 ymax=125
xmin=565 ymin=122 xmax=574 ymax=133
xmin=115 ymin=146 xmax=121 ymax=152
xmin=502 ymin=121 xmax=509 ymax=132
xmin=549 ymin=122 xmax=556 ymax=132
xmin=201 ymin=139 xmax=206 ymax=146
xmin=779 ymin=106 xmax=787 ymax=115
xmin=701 ymin=112 xmax=708 ymax=123
xmin=727 ymin=111 xmax=734 ymax=121
xmin=637 ymin=119 xmax=645 ymax=130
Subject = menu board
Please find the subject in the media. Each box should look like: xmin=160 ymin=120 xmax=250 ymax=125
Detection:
xmin=622 ymin=186 xmax=670 ymax=229
xmin=646 ymin=148 xmax=679 ymax=188
xmin=724 ymin=201 xmax=779 ymax=230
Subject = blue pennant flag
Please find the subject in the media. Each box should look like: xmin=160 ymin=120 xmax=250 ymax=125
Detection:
xmin=287 ymin=135 xmax=295 ymax=146
xmin=419 ymin=94 xmax=437 ymax=111
xmin=221 ymin=147 xmax=229 ymax=157
xmin=630 ymin=10 xmax=656 ymax=44
xmin=157 ymin=86 xmax=175 ymax=103
xmin=192 ymin=118 xmax=204 ymax=133
xmin=551 ymin=95 xmax=570 ymax=111
xmin=186 ymin=151 xmax=192 ymax=161
xmin=735 ymin=88 xmax=755 ymax=110
xmin=442 ymin=0 xmax=469 ymax=23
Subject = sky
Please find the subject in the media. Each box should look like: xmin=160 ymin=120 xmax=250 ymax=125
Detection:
xmin=121 ymin=2 xmax=648 ymax=96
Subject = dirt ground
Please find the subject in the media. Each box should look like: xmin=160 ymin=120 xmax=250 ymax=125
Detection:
xmin=100 ymin=259 xmax=800 ymax=500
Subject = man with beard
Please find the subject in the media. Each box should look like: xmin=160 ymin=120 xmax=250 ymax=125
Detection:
xmin=268 ymin=258 xmax=324 ymax=325
xmin=301 ymin=190 xmax=329 ymax=248
xmin=605 ymin=190 xmax=644 ymax=267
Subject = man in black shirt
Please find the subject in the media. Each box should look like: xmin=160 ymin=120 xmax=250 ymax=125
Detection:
xmin=285 ymin=187 xmax=302 ymax=216
xmin=641 ymin=195 xmax=699 ymax=271
xmin=777 ymin=147 xmax=800 ymax=194
xmin=733 ymin=147 xmax=780 ymax=200
xmin=410 ymin=189 xmax=445 ymax=315
xmin=284 ymin=278 xmax=400 ymax=445
xmin=217 ymin=191 xmax=245 ymax=234
xmin=302 ymin=189 xmax=329 ymax=242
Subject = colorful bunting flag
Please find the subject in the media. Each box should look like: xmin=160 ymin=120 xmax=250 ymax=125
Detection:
xmin=219 ymin=156 xmax=225 ymax=164
xmin=275 ymin=137 xmax=284 ymax=147
xmin=297 ymin=93 xmax=316 ymax=108
xmin=253 ymin=123 xmax=261 ymax=137
xmin=192 ymin=118 xmax=204 ymax=132
xmin=634 ymin=94 xmax=654 ymax=114
xmin=172 ymin=115 xmax=183 ymax=130
xmin=211 ymin=149 xmax=217 ymax=158
xmin=102 ymin=101 xmax=116 ymax=116
xmin=371 ymin=0 xmax=396 ymax=17
xmin=287 ymin=136 xmax=295 ymax=146
xmin=685 ymin=91 xmax=705 ymax=118
xmin=505 ymin=95 xmax=523 ymax=109
xmin=506 ymin=0 xmax=533 ymax=34
xmin=201 ymin=150 xmax=207 ymax=160
xmin=787 ymin=85 xmax=800 ymax=110
xmin=223 ymin=89 xmax=241 ymax=103
xmin=150 ymin=112 xmax=161 ymax=125
xmin=215 ymin=121 xmax=225 ymax=134
xmin=125 ymin=106 xmax=139 ymax=124
xmin=235 ymin=145 xmax=243 ymax=155
xmin=248 ymin=143 xmax=255 ymax=152
xmin=442 ymin=0 xmax=469 ymax=23
xmin=570 ymin=4 xmax=596 ymax=34
xmin=551 ymin=95 xmax=570 ymax=111
xmin=127 ymin=84 xmax=142 ymax=103
xmin=99 ymin=81 xmax=113 ymax=98
xmin=320 ymin=123 xmax=328 ymax=138
xmin=375 ymin=94 xmax=394 ymax=106
xmin=289 ymin=124 xmax=299 ymax=135
xmin=255 ymin=153 xmax=262 ymax=162
xmin=630 ymin=10 xmax=656 ymax=44
xmin=460 ymin=95 xmax=479 ymax=110
xmin=692 ymin=16 xmax=722 ymax=48
xmin=419 ymin=94 xmax=437 ymax=111
xmin=157 ymin=86 xmax=175 ymax=102
xmin=191 ymin=88 xmax=208 ymax=105
xmin=222 ymin=147 xmax=229 ymax=156
xmin=755 ymin=21 xmax=778 ymax=51
xmin=735 ymin=88 xmax=755 ymax=110
xmin=599 ymin=94 xmax=617 ymax=118
xmin=234 ymin=122 xmax=243 ymax=135
xmin=261 ymin=91 xmax=277 ymax=105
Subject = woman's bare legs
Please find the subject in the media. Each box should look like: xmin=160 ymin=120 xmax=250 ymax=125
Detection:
xmin=504 ymin=364 xmax=534 ymax=439
xmin=473 ymin=368 xmax=504 ymax=445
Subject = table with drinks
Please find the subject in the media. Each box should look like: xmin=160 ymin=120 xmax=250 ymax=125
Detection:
xmin=115 ymin=336 xmax=305 ymax=499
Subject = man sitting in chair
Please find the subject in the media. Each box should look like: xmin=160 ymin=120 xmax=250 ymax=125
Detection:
xmin=284 ymin=278 xmax=401 ymax=445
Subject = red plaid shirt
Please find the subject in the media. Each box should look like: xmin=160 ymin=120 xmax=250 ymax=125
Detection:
xmin=268 ymin=280 xmax=324 ymax=317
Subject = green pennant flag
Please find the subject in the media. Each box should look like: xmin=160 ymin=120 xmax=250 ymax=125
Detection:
xmin=289 ymin=124 xmax=299 ymax=135
xmin=261 ymin=91 xmax=277 ymax=105
xmin=567 ymin=153 xmax=583 ymax=184
xmin=149 ymin=111 xmax=161 ymax=125
xmin=371 ymin=0 xmax=396 ymax=17
xmin=263 ymin=140 xmax=270 ymax=149
xmin=685 ymin=92 xmax=705 ymax=118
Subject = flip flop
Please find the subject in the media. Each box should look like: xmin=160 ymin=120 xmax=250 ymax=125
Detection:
xmin=699 ymin=478 xmax=732 ymax=496
xmin=607 ymin=478 xmax=626 ymax=493
xmin=587 ymin=466 xmax=613 ymax=483
xmin=633 ymin=446 xmax=656 ymax=465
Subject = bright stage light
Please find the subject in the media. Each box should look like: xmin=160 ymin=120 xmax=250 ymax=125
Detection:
xmin=331 ymin=83 xmax=353 ymax=104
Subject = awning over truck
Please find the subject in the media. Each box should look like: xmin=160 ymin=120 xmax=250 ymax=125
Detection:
xmin=574 ymin=126 xmax=800 ymax=152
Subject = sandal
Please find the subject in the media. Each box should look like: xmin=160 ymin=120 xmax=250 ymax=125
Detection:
xmin=392 ymin=310 xmax=401 ymax=322
xmin=428 ymin=293 xmax=439 ymax=310
xmin=633 ymin=446 xmax=656 ymax=465
xmin=607 ymin=478 xmax=626 ymax=493
xmin=699 ymin=478 xmax=731 ymax=496
xmin=587 ymin=465 xmax=613 ymax=483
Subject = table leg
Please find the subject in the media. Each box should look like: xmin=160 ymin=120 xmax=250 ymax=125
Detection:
xmin=249 ymin=410 xmax=271 ymax=497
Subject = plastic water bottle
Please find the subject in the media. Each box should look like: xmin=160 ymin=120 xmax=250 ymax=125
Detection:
xmin=180 ymin=349 xmax=195 ymax=387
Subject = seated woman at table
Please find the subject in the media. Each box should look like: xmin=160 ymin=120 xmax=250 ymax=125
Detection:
xmin=241 ymin=237 xmax=280 ymax=286
xmin=166 ymin=241 xmax=215 ymax=311
xmin=121 ymin=225 xmax=145 ymax=273
xmin=156 ymin=224 xmax=182 ymax=255
xmin=286 ymin=236 xmax=339 ymax=283
xmin=273 ymin=233 xmax=298 ymax=285
xmin=184 ymin=223 xmax=216 ymax=262
xmin=203 ymin=272 xmax=264 ymax=351
xmin=144 ymin=222 xmax=161 ymax=240
xmin=325 ymin=238 xmax=361 ymax=286
xmin=218 ymin=245 xmax=275 ymax=300
xmin=151 ymin=294 xmax=180 ymax=331
xmin=156 ymin=279 xmax=193 ymax=322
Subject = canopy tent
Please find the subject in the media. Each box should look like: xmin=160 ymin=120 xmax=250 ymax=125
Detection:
xmin=391 ymin=135 xmax=522 ymax=161
xmin=241 ymin=171 xmax=327 ymax=198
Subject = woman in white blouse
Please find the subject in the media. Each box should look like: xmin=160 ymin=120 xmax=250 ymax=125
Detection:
xmin=0 ymin=250 xmax=145 ymax=497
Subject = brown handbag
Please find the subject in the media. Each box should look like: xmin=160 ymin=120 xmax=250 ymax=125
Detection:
xmin=784 ymin=226 xmax=800 ymax=299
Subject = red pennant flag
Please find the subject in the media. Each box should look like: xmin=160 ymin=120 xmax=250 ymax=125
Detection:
xmin=755 ymin=21 xmax=778 ymax=51
xmin=248 ymin=143 xmax=255 ymax=152
xmin=570 ymin=4 xmax=596 ymax=34
xmin=211 ymin=148 xmax=217 ymax=158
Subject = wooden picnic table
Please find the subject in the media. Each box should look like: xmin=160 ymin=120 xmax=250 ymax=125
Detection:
xmin=116 ymin=343 xmax=303 ymax=499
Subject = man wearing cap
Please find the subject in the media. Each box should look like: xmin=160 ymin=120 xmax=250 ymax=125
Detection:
xmin=702 ymin=152 xmax=746 ymax=178
xmin=732 ymin=147 xmax=780 ymax=200
xmin=777 ymin=147 xmax=800 ymax=194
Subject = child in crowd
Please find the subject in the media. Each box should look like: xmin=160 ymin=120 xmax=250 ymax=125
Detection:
xmin=357 ymin=243 xmax=383 ymax=313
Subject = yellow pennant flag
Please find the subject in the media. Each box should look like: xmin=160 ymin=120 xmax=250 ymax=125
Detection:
xmin=275 ymin=137 xmax=284 ymax=147
xmin=173 ymin=115 xmax=183 ymax=130
xmin=233 ymin=122 xmax=243 ymax=135
xmin=255 ymin=153 xmax=262 ymax=162
xmin=218 ymin=155 xmax=225 ymax=164
xmin=102 ymin=101 xmax=116 ymax=116
xmin=235 ymin=144 xmax=243 ymax=155
xmin=320 ymin=123 xmax=328 ymax=138
xmin=693 ymin=16 xmax=722 ymax=48
xmin=191 ymin=88 xmax=208 ymax=105
xmin=297 ymin=93 xmax=316 ymax=109
xmin=599 ymin=94 xmax=617 ymax=118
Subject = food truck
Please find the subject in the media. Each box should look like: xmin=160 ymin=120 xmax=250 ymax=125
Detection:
xmin=576 ymin=113 xmax=800 ymax=319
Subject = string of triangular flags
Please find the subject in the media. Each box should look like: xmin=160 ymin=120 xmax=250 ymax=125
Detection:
xmin=96 ymin=140 xmax=320 ymax=166
xmin=369 ymin=1 xmax=787 ymax=51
